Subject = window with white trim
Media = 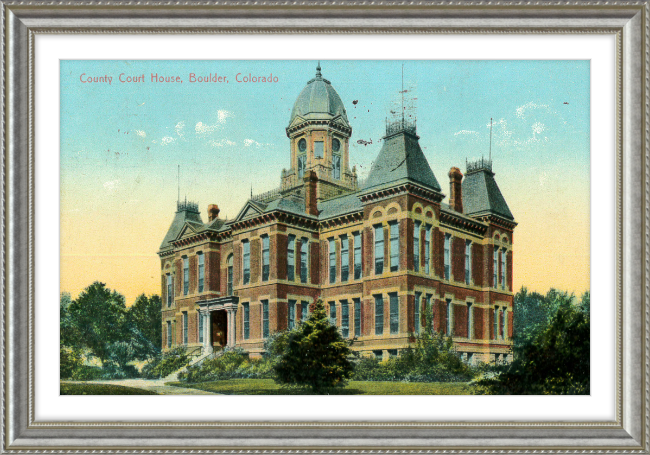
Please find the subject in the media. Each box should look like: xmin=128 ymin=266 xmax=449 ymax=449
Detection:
xmin=341 ymin=235 xmax=349 ymax=282
xmin=413 ymin=221 xmax=421 ymax=272
xmin=242 ymin=241 xmax=250 ymax=285
xmin=198 ymin=252 xmax=205 ymax=292
xmin=287 ymin=235 xmax=295 ymax=281
xmin=444 ymin=234 xmax=451 ymax=280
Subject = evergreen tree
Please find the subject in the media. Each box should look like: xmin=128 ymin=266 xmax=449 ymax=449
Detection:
xmin=274 ymin=299 xmax=353 ymax=393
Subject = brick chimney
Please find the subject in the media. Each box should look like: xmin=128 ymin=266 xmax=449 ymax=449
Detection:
xmin=208 ymin=204 xmax=220 ymax=221
xmin=304 ymin=170 xmax=318 ymax=216
xmin=448 ymin=167 xmax=463 ymax=213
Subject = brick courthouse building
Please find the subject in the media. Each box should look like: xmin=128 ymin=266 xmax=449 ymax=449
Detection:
xmin=158 ymin=64 xmax=516 ymax=363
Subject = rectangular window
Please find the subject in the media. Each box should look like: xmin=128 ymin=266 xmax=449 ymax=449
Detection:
xmin=502 ymin=309 xmax=507 ymax=339
xmin=301 ymin=301 xmax=309 ymax=321
xmin=287 ymin=235 xmax=295 ymax=281
xmin=329 ymin=301 xmax=336 ymax=326
xmin=374 ymin=225 xmax=384 ymax=275
xmin=288 ymin=300 xmax=296 ymax=330
xmin=493 ymin=306 xmax=499 ymax=340
xmin=297 ymin=155 xmax=306 ymax=179
xmin=467 ymin=303 xmax=473 ymax=339
xmin=300 ymin=237 xmax=308 ymax=283
xmin=465 ymin=240 xmax=472 ymax=285
xmin=413 ymin=221 xmax=420 ymax=272
xmin=353 ymin=232 xmax=362 ymax=280
xmin=333 ymin=154 xmax=341 ymax=179
xmin=262 ymin=300 xmax=269 ymax=339
xmin=183 ymin=257 xmax=189 ymax=295
xmin=341 ymin=300 xmax=349 ymax=338
xmin=414 ymin=292 xmax=421 ymax=335
xmin=198 ymin=253 xmax=205 ymax=292
xmin=329 ymin=238 xmax=336 ymax=284
xmin=389 ymin=293 xmax=399 ymax=334
xmin=390 ymin=222 xmax=399 ymax=272
xmin=493 ymin=246 xmax=498 ymax=288
xmin=314 ymin=141 xmax=324 ymax=158
xmin=425 ymin=294 xmax=432 ymax=333
xmin=261 ymin=235 xmax=270 ymax=282
xmin=243 ymin=241 xmax=250 ymax=285
xmin=424 ymin=225 xmax=431 ymax=275
xmin=243 ymin=303 xmax=250 ymax=339
xmin=198 ymin=312 xmax=204 ymax=343
xmin=341 ymin=235 xmax=349 ymax=282
xmin=501 ymin=248 xmax=506 ymax=290
xmin=227 ymin=257 xmax=233 ymax=296
xmin=446 ymin=299 xmax=453 ymax=336
xmin=166 ymin=274 xmax=173 ymax=307
xmin=444 ymin=234 xmax=451 ymax=280
xmin=354 ymin=298 xmax=361 ymax=337
xmin=182 ymin=312 xmax=188 ymax=345
xmin=167 ymin=321 xmax=172 ymax=348
xmin=374 ymin=295 xmax=384 ymax=335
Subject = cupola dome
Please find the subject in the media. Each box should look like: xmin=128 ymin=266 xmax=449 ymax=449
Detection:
xmin=289 ymin=62 xmax=350 ymax=128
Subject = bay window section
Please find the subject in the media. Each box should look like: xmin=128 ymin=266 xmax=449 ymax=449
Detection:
xmin=341 ymin=235 xmax=349 ymax=282
xmin=390 ymin=221 xmax=399 ymax=272
xmin=353 ymin=232 xmax=362 ymax=280
xmin=329 ymin=238 xmax=336 ymax=284
xmin=374 ymin=225 xmax=384 ymax=275
xmin=242 ymin=241 xmax=250 ymax=285
xmin=261 ymin=235 xmax=269 ymax=282
xmin=287 ymin=235 xmax=295 ymax=281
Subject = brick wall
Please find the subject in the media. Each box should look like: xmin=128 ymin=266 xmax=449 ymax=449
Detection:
xmin=454 ymin=303 xmax=468 ymax=338
xmin=507 ymin=250 xmax=513 ymax=291
xmin=472 ymin=243 xmax=484 ymax=287
xmin=310 ymin=240 xmax=320 ymax=284
xmin=451 ymin=236 xmax=465 ymax=284
xmin=250 ymin=237 xmax=261 ymax=283
xmin=276 ymin=234 xmax=288 ymax=280
xmin=474 ymin=307 xmax=485 ymax=339
xmin=207 ymin=250 xmax=220 ymax=293
xmin=433 ymin=228 xmax=444 ymax=277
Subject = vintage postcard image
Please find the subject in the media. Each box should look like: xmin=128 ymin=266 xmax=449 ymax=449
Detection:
xmin=60 ymin=60 xmax=590 ymax=395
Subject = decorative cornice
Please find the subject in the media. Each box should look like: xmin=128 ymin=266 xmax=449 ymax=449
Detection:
xmin=360 ymin=182 xmax=444 ymax=204
xmin=286 ymin=118 xmax=352 ymax=137
xmin=439 ymin=210 xmax=488 ymax=236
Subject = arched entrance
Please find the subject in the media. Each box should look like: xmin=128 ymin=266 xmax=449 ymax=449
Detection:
xmin=211 ymin=310 xmax=228 ymax=348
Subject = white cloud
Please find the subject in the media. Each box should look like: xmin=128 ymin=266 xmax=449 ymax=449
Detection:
xmin=515 ymin=101 xmax=550 ymax=119
xmin=103 ymin=179 xmax=119 ymax=192
xmin=161 ymin=136 xmax=175 ymax=145
xmin=134 ymin=130 xmax=146 ymax=138
xmin=209 ymin=139 xmax=237 ymax=147
xmin=195 ymin=110 xmax=233 ymax=136
xmin=531 ymin=122 xmax=546 ymax=135
xmin=244 ymin=139 xmax=262 ymax=147
xmin=175 ymin=121 xmax=185 ymax=138
xmin=454 ymin=130 xmax=479 ymax=136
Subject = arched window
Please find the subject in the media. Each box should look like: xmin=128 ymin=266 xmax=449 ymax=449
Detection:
xmin=226 ymin=254 xmax=233 ymax=295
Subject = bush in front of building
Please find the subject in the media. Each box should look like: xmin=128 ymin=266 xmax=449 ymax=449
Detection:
xmin=273 ymin=299 xmax=354 ymax=393
xmin=475 ymin=290 xmax=590 ymax=395
xmin=141 ymin=346 xmax=190 ymax=379
xmin=180 ymin=348 xmax=275 ymax=383
xmin=352 ymin=330 xmax=474 ymax=383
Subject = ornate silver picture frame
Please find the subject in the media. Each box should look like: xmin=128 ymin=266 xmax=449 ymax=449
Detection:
xmin=3 ymin=0 xmax=646 ymax=451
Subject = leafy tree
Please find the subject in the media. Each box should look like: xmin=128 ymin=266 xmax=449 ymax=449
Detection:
xmin=67 ymin=282 xmax=128 ymax=363
xmin=274 ymin=299 xmax=353 ymax=393
xmin=126 ymin=294 xmax=162 ymax=360
xmin=60 ymin=292 xmax=80 ymax=349
xmin=478 ymin=290 xmax=589 ymax=394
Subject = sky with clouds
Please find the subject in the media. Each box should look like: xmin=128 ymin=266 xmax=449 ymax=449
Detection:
xmin=61 ymin=60 xmax=590 ymax=304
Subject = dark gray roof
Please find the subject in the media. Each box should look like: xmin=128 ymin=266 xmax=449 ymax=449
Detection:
xmin=318 ymin=192 xmax=363 ymax=219
xmin=462 ymin=169 xmax=514 ymax=221
xmin=289 ymin=64 xmax=349 ymax=128
xmin=159 ymin=207 xmax=204 ymax=250
xmin=264 ymin=194 xmax=309 ymax=217
xmin=363 ymin=131 xmax=441 ymax=193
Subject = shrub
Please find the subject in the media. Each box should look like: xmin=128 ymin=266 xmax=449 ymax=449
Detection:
xmin=181 ymin=348 xmax=274 ymax=383
xmin=274 ymin=300 xmax=353 ymax=393
xmin=141 ymin=347 xmax=190 ymax=379
xmin=71 ymin=365 xmax=105 ymax=381
xmin=60 ymin=345 xmax=84 ymax=379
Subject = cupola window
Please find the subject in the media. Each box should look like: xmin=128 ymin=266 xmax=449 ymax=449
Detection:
xmin=298 ymin=138 xmax=307 ymax=152
xmin=298 ymin=155 xmax=306 ymax=179
xmin=332 ymin=154 xmax=341 ymax=179
xmin=314 ymin=141 xmax=324 ymax=159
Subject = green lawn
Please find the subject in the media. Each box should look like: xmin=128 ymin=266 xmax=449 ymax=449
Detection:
xmin=60 ymin=382 xmax=158 ymax=395
xmin=169 ymin=379 xmax=474 ymax=395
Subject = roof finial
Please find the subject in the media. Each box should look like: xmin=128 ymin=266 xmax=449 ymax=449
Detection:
xmin=316 ymin=61 xmax=322 ymax=78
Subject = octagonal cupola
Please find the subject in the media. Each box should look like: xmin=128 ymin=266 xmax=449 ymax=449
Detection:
xmin=283 ymin=62 xmax=356 ymax=198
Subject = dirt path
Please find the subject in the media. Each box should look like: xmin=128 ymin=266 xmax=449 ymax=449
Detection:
xmin=63 ymin=379 xmax=217 ymax=395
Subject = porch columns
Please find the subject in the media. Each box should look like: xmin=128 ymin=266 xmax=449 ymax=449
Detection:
xmin=226 ymin=306 xmax=238 ymax=347
xmin=202 ymin=311 xmax=212 ymax=354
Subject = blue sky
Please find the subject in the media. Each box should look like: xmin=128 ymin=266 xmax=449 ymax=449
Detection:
xmin=60 ymin=60 xmax=590 ymax=303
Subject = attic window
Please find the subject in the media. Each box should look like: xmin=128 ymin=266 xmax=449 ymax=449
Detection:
xmin=314 ymin=141 xmax=324 ymax=159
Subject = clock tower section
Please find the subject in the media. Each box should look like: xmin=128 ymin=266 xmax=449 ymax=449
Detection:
xmin=282 ymin=63 xmax=357 ymax=201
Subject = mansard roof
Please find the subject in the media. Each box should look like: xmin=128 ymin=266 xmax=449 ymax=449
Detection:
xmin=159 ymin=201 xmax=203 ymax=251
xmin=363 ymin=125 xmax=441 ymax=194
xmin=317 ymin=192 xmax=363 ymax=219
xmin=462 ymin=165 xmax=514 ymax=221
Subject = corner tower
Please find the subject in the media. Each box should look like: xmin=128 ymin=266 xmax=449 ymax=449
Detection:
xmin=283 ymin=62 xmax=357 ymax=201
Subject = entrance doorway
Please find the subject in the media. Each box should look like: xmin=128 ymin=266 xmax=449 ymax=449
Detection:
xmin=211 ymin=310 xmax=228 ymax=348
